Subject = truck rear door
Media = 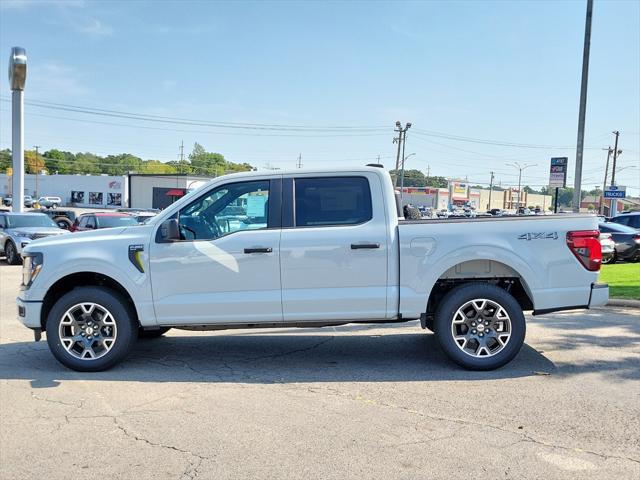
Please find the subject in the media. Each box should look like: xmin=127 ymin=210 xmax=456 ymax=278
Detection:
xmin=279 ymin=173 xmax=389 ymax=321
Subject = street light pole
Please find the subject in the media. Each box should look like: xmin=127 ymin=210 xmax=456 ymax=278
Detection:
xmin=506 ymin=162 xmax=536 ymax=210
xmin=8 ymin=47 xmax=27 ymax=213
xmin=34 ymin=145 xmax=40 ymax=199
xmin=393 ymin=121 xmax=411 ymax=187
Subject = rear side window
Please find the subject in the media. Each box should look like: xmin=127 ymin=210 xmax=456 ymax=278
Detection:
xmin=294 ymin=177 xmax=372 ymax=227
xmin=613 ymin=216 xmax=630 ymax=226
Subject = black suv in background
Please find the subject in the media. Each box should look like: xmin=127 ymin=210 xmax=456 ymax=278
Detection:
xmin=609 ymin=212 xmax=640 ymax=230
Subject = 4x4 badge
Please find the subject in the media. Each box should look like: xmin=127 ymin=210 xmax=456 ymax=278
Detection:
xmin=518 ymin=232 xmax=558 ymax=241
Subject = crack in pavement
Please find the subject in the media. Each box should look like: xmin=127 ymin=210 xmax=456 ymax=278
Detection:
xmin=301 ymin=385 xmax=640 ymax=465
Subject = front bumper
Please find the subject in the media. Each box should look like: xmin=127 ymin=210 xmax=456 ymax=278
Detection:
xmin=17 ymin=297 xmax=42 ymax=329
xmin=589 ymin=283 xmax=609 ymax=308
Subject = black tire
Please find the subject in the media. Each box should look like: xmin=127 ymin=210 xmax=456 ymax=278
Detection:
xmin=54 ymin=217 xmax=72 ymax=230
xmin=45 ymin=287 xmax=138 ymax=372
xmin=5 ymin=240 xmax=21 ymax=265
xmin=51 ymin=203 xmax=58 ymax=209
xmin=434 ymin=283 xmax=526 ymax=370
xmin=138 ymin=327 xmax=171 ymax=339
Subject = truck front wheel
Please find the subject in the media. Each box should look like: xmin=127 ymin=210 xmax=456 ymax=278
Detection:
xmin=434 ymin=283 xmax=526 ymax=370
xmin=45 ymin=287 xmax=138 ymax=372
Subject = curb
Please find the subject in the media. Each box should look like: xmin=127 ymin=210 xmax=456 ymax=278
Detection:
xmin=607 ymin=298 xmax=640 ymax=308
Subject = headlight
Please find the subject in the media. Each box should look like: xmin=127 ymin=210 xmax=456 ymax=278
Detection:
xmin=14 ymin=231 xmax=36 ymax=239
xmin=22 ymin=252 xmax=43 ymax=288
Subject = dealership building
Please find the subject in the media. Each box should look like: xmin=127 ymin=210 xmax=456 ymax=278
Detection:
xmin=0 ymin=173 xmax=212 ymax=209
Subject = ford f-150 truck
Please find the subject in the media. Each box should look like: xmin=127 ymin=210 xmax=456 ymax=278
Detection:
xmin=17 ymin=167 xmax=608 ymax=371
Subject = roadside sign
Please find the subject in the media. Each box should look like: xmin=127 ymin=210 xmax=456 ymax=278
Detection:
xmin=604 ymin=185 xmax=626 ymax=199
xmin=549 ymin=157 xmax=567 ymax=188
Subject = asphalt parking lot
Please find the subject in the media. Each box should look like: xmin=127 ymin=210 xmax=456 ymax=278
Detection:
xmin=0 ymin=263 xmax=638 ymax=480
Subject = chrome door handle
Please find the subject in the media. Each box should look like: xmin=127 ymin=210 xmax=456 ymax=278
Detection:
xmin=244 ymin=247 xmax=273 ymax=254
xmin=350 ymin=243 xmax=380 ymax=249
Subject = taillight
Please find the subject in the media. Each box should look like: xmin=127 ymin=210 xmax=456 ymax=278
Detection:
xmin=634 ymin=234 xmax=640 ymax=244
xmin=567 ymin=230 xmax=602 ymax=271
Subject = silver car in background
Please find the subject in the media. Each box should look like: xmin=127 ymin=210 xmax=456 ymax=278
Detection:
xmin=0 ymin=213 xmax=69 ymax=265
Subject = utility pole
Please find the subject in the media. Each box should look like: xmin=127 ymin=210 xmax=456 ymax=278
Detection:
xmin=572 ymin=0 xmax=594 ymax=212
xmin=506 ymin=162 xmax=536 ymax=210
xmin=599 ymin=146 xmax=612 ymax=214
xmin=33 ymin=145 xmax=40 ymax=199
xmin=488 ymin=171 xmax=495 ymax=210
xmin=177 ymin=140 xmax=184 ymax=187
xmin=610 ymin=130 xmax=621 ymax=215
xmin=425 ymin=164 xmax=430 ymax=186
xmin=296 ymin=153 xmax=302 ymax=169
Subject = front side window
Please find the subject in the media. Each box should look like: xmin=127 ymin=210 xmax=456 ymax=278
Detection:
xmin=294 ymin=177 xmax=372 ymax=227
xmin=86 ymin=216 xmax=96 ymax=229
xmin=178 ymin=180 xmax=270 ymax=241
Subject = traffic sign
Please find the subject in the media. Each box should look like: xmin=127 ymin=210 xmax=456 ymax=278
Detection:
xmin=604 ymin=186 xmax=626 ymax=199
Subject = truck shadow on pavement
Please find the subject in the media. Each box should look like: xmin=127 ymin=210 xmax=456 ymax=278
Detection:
xmin=0 ymin=328 xmax=558 ymax=388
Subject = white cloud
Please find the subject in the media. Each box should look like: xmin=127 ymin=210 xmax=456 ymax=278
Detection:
xmin=0 ymin=0 xmax=85 ymax=10
xmin=76 ymin=17 xmax=113 ymax=37
xmin=28 ymin=62 xmax=91 ymax=97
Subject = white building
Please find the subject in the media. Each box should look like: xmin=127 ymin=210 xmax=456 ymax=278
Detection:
xmin=1 ymin=173 xmax=128 ymax=208
xmin=0 ymin=173 xmax=213 ymax=209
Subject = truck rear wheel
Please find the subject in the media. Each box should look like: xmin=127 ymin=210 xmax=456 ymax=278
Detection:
xmin=434 ymin=283 xmax=526 ymax=370
xmin=45 ymin=287 xmax=138 ymax=372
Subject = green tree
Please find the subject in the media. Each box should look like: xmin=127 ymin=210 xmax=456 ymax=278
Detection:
xmin=102 ymin=153 xmax=143 ymax=175
xmin=43 ymin=149 xmax=75 ymax=174
xmin=189 ymin=142 xmax=226 ymax=176
xmin=142 ymin=160 xmax=177 ymax=174
xmin=0 ymin=149 xmax=11 ymax=172
xmin=72 ymin=152 xmax=102 ymax=175
xmin=25 ymin=150 xmax=47 ymax=174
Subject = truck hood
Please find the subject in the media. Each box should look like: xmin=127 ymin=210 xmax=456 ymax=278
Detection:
xmin=8 ymin=227 xmax=69 ymax=237
xmin=23 ymin=225 xmax=153 ymax=253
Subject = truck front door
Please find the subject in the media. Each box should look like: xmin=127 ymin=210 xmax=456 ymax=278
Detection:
xmin=279 ymin=174 xmax=389 ymax=322
xmin=149 ymin=178 xmax=282 ymax=325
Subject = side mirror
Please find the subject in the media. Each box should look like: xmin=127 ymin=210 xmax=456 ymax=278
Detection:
xmin=158 ymin=218 xmax=180 ymax=242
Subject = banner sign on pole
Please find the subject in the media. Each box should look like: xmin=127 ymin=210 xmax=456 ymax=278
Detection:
xmin=604 ymin=185 xmax=626 ymax=199
xmin=549 ymin=157 xmax=568 ymax=188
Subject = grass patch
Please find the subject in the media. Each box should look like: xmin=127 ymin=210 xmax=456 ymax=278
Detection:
xmin=599 ymin=263 xmax=640 ymax=300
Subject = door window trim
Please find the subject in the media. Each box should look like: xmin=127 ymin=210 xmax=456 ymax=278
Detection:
xmin=285 ymin=176 xmax=374 ymax=229
xmin=155 ymin=178 xmax=282 ymax=243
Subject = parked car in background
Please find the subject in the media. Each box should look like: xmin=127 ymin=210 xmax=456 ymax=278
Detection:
xmin=115 ymin=208 xmax=160 ymax=224
xmin=2 ymin=195 xmax=12 ymax=207
xmin=0 ymin=212 xmax=69 ymax=264
xmin=599 ymin=232 xmax=616 ymax=264
xmin=23 ymin=195 xmax=34 ymax=208
xmin=599 ymin=222 xmax=640 ymax=263
xmin=70 ymin=212 xmax=141 ymax=232
xmin=38 ymin=196 xmax=62 ymax=209
xmin=488 ymin=208 xmax=505 ymax=216
xmin=30 ymin=209 xmax=77 ymax=230
xmin=609 ymin=212 xmax=640 ymax=230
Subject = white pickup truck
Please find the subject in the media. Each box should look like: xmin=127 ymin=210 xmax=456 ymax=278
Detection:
xmin=17 ymin=166 xmax=608 ymax=371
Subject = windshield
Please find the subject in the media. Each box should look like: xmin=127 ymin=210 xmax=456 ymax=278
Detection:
xmin=98 ymin=216 xmax=140 ymax=228
xmin=6 ymin=215 xmax=58 ymax=228
xmin=600 ymin=222 xmax=638 ymax=234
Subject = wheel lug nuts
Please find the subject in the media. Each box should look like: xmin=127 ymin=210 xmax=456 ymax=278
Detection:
xmin=479 ymin=333 xmax=484 ymax=337
xmin=472 ymin=329 xmax=477 ymax=334
xmin=471 ymin=322 xmax=476 ymax=327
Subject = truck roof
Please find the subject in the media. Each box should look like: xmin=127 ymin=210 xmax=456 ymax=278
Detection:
xmin=218 ymin=165 xmax=388 ymax=181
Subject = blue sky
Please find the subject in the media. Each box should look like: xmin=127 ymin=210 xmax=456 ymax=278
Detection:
xmin=0 ymin=0 xmax=638 ymax=194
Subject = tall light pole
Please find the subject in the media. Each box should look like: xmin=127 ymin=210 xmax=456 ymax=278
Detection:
xmin=609 ymin=130 xmax=621 ymax=215
xmin=8 ymin=47 xmax=27 ymax=213
xmin=506 ymin=162 xmax=536 ymax=209
xmin=572 ymin=0 xmax=594 ymax=212
xmin=488 ymin=171 xmax=495 ymax=210
xmin=400 ymin=152 xmax=415 ymax=200
xmin=393 ymin=121 xmax=411 ymax=187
